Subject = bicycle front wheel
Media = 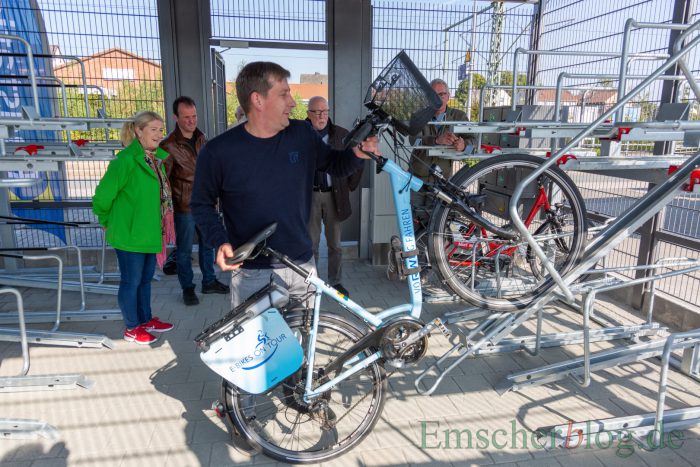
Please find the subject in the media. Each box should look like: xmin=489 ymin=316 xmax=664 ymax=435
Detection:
xmin=224 ymin=310 xmax=387 ymax=464
xmin=427 ymin=154 xmax=587 ymax=311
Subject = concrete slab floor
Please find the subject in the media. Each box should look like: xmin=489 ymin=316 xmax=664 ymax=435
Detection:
xmin=1 ymin=257 xmax=699 ymax=466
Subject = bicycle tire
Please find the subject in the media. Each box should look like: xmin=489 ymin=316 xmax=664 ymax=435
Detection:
xmin=427 ymin=154 xmax=588 ymax=311
xmin=224 ymin=310 xmax=387 ymax=464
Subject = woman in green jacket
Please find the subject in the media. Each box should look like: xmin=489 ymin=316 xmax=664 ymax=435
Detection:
xmin=93 ymin=111 xmax=174 ymax=345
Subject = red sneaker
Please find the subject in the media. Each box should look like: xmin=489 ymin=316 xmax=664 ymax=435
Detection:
xmin=124 ymin=326 xmax=158 ymax=345
xmin=143 ymin=317 xmax=174 ymax=333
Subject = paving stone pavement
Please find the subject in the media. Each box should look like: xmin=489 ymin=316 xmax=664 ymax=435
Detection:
xmin=1 ymin=257 xmax=700 ymax=466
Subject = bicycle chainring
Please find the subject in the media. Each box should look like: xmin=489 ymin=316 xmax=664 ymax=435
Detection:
xmin=380 ymin=318 xmax=428 ymax=368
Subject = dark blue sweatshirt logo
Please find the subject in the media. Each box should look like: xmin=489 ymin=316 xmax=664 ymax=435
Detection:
xmin=289 ymin=151 xmax=299 ymax=164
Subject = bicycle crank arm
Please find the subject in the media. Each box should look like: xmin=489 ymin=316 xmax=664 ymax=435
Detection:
xmin=401 ymin=320 xmax=439 ymax=347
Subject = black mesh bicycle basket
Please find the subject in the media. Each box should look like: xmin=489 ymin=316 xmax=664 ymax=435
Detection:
xmin=364 ymin=50 xmax=441 ymax=137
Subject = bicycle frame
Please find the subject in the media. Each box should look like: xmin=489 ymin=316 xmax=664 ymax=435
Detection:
xmin=282 ymin=158 xmax=425 ymax=404
xmin=295 ymin=143 xmax=571 ymax=403
xmin=447 ymin=184 xmax=553 ymax=266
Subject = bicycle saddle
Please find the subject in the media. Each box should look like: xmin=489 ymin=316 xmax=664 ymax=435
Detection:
xmin=225 ymin=222 xmax=277 ymax=265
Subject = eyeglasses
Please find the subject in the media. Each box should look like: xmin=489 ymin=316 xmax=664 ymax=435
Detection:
xmin=437 ymin=92 xmax=449 ymax=98
xmin=308 ymin=109 xmax=329 ymax=116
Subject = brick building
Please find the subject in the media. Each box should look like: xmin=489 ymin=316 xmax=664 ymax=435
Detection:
xmin=53 ymin=47 xmax=162 ymax=96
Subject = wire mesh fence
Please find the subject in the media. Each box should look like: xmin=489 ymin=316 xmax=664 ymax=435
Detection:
xmin=371 ymin=0 xmax=535 ymax=118
xmin=370 ymin=0 xmax=700 ymax=308
xmin=4 ymin=0 xmax=165 ymax=136
xmin=1 ymin=0 xmax=164 ymax=249
xmin=210 ymin=0 xmax=326 ymax=43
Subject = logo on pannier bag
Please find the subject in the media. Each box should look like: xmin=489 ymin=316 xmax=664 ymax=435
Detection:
xmin=228 ymin=329 xmax=289 ymax=372
xmin=289 ymin=151 xmax=299 ymax=163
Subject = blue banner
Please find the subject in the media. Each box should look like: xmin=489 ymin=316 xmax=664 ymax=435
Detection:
xmin=0 ymin=0 xmax=66 ymax=243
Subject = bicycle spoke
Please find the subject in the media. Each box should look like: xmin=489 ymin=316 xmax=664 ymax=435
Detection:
xmin=227 ymin=313 xmax=387 ymax=463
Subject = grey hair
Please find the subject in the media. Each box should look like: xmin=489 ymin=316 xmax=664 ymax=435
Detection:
xmin=307 ymin=96 xmax=328 ymax=109
xmin=430 ymin=78 xmax=449 ymax=89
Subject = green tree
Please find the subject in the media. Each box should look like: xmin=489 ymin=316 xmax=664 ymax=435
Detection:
xmin=60 ymin=80 xmax=165 ymax=142
xmin=289 ymin=93 xmax=308 ymax=120
xmin=226 ymin=90 xmax=240 ymax=127
xmin=498 ymin=71 xmax=527 ymax=96
xmin=454 ymin=73 xmax=486 ymax=107
xmin=637 ymin=92 xmax=657 ymax=122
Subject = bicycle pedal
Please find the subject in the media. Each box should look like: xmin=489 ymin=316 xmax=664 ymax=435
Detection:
xmin=432 ymin=317 xmax=452 ymax=338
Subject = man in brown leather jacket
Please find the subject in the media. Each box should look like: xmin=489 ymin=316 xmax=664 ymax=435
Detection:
xmin=306 ymin=96 xmax=363 ymax=297
xmin=161 ymin=96 xmax=229 ymax=306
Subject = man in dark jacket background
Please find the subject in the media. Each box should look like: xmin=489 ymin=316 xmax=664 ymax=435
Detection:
xmin=161 ymin=96 xmax=229 ymax=306
xmin=409 ymin=78 xmax=474 ymax=181
xmin=306 ymin=96 xmax=363 ymax=296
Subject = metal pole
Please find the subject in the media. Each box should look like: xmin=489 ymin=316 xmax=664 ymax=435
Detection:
xmin=525 ymin=0 xmax=545 ymax=106
xmin=467 ymin=0 xmax=478 ymax=120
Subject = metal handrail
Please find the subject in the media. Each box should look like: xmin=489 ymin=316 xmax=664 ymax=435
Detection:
xmin=510 ymin=47 xmax=669 ymax=112
xmin=0 ymin=288 xmax=30 ymax=376
xmin=617 ymin=19 xmax=694 ymax=122
xmin=554 ymin=72 xmax=691 ymax=125
xmin=509 ymin=19 xmax=700 ymax=303
xmin=0 ymin=47 xmax=92 ymax=118
xmin=477 ymin=83 xmax=604 ymax=123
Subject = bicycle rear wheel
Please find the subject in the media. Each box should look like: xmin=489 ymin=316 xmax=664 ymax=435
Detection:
xmin=224 ymin=310 xmax=387 ymax=464
xmin=427 ymin=154 xmax=587 ymax=311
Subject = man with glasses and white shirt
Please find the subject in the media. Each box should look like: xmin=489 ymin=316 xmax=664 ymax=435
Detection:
xmin=409 ymin=78 xmax=473 ymax=182
xmin=305 ymin=96 xmax=363 ymax=297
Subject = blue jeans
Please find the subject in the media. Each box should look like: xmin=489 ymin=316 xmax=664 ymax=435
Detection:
xmin=174 ymin=212 xmax=216 ymax=290
xmin=115 ymin=249 xmax=155 ymax=329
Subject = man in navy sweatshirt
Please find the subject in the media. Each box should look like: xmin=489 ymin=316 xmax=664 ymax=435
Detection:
xmin=191 ymin=61 xmax=377 ymax=307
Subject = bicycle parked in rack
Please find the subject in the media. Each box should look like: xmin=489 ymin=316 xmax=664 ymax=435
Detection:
xmin=426 ymin=153 xmax=587 ymax=311
xmin=384 ymin=151 xmax=587 ymax=311
xmin=377 ymin=116 xmax=587 ymax=310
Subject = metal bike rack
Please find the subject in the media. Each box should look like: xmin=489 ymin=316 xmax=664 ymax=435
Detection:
xmin=0 ymin=287 xmax=97 ymax=440
xmin=0 ymin=253 xmax=114 ymax=348
xmin=413 ymin=18 xmax=700 ymax=418
xmin=535 ymin=327 xmax=700 ymax=450
xmin=496 ymin=259 xmax=700 ymax=393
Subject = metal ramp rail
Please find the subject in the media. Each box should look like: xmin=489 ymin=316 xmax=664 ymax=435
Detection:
xmin=534 ymin=328 xmax=700 ymax=450
xmin=0 ymin=251 xmax=114 ymax=348
xmin=409 ymin=17 xmax=700 ymax=453
xmin=0 ymin=287 xmax=95 ymax=440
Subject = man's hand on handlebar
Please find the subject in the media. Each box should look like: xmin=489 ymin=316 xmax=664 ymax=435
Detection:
xmin=216 ymin=243 xmax=240 ymax=271
xmin=352 ymin=135 xmax=380 ymax=159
